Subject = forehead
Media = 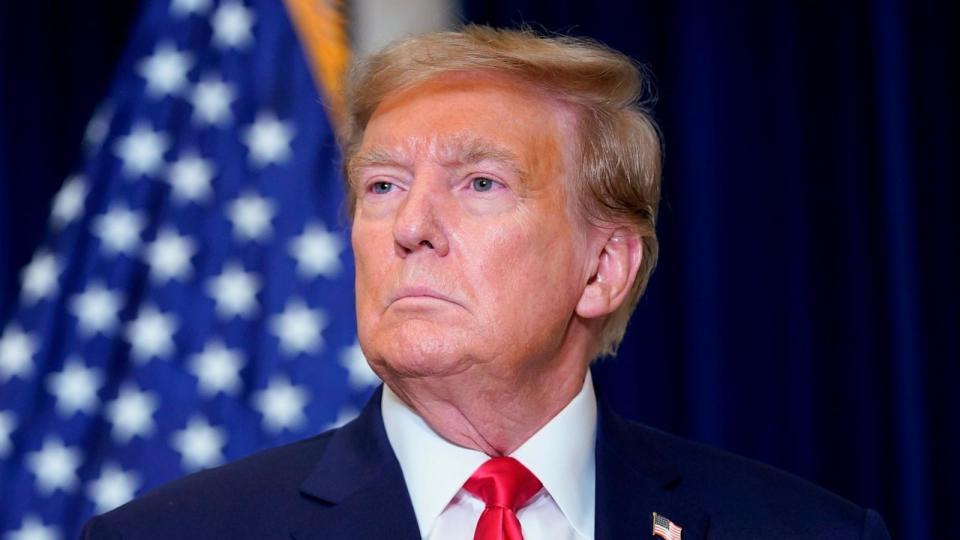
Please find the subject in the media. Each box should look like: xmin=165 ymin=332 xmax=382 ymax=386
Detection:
xmin=357 ymin=72 xmax=579 ymax=174
xmin=355 ymin=134 xmax=522 ymax=172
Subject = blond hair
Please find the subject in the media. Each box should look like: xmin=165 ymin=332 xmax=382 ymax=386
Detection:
xmin=341 ymin=25 xmax=662 ymax=358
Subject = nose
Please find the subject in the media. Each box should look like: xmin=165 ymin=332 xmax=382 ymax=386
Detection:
xmin=392 ymin=179 xmax=450 ymax=258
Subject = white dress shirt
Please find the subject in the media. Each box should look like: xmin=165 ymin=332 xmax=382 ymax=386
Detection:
xmin=381 ymin=374 xmax=597 ymax=540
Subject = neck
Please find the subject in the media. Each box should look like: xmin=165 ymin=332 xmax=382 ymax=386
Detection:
xmin=383 ymin=336 xmax=593 ymax=456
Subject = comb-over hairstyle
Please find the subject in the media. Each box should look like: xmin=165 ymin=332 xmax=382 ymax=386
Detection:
xmin=341 ymin=25 xmax=662 ymax=358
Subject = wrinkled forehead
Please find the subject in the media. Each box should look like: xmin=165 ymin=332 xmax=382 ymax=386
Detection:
xmin=379 ymin=74 xmax=576 ymax=153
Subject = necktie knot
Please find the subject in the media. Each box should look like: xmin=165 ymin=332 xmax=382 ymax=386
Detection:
xmin=464 ymin=456 xmax=542 ymax=511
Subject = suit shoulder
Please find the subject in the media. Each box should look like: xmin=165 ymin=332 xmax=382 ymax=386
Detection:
xmin=141 ymin=429 xmax=336 ymax=498
xmin=622 ymin=420 xmax=889 ymax=538
xmin=84 ymin=430 xmax=337 ymax=539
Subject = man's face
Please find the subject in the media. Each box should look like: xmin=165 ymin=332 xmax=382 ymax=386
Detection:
xmin=350 ymin=73 xmax=597 ymax=383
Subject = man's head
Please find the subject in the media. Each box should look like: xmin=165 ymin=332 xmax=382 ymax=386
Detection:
xmin=343 ymin=26 xmax=661 ymax=386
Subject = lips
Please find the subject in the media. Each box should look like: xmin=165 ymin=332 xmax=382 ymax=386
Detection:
xmin=388 ymin=286 xmax=460 ymax=307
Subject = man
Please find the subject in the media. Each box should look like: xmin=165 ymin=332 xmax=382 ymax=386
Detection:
xmin=84 ymin=26 xmax=890 ymax=539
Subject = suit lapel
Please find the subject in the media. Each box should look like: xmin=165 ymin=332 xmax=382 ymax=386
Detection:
xmin=292 ymin=386 xmax=421 ymax=540
xmin=595 ymin=393 xmax=710 ymax=539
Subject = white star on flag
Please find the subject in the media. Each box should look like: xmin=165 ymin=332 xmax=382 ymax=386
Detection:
xmin=19 ymin=250 xmax=61 ymax=304
xmin=50 ymin=174 xmax=88 ymax=229
xmin=25 ymin=437 xmax=82 ymax=495
xmin=242 ymin=112 xmax=294 ymax=167
xmin=188 ymin=339 xmax=245 ymax=397
xmin=167 ymin=151 xmax=216 ymax=202
xmin=289 ymin=223 xmax=344 ymax=279
xmin=206 ymin=262 xmax=261 ymax=318
xmin=113 ymin=122 xmax=170 ymax=177
xmin=144 ymin=228 xmax=197 ymax=282
xmin=190 ymin=74 xmax=235 ymax=126
xmin=212 ymin=1 xmax=255 ymax=49
xmin=5 ymin=515 xmax=60 ymax=540
xmin=69 ymin=282 xmax=124 ymax=337
xmin=105 ymin=384 xmax=158 ymax=444
xmin=137 ymin=42 xmax=194 ymax=98
xmin=0 ymin=410 xmax=16 ymax=457
xmin=45 ymin=358 xmax=102 ymax=417
xmin=125 ymin=305 xmax=178 ymax=363
xmin=339 ymin=342 xmax=380 ymax=390
xmin=86 ymin=463 xmax=141 ymax=515
xmin=227 ymin=193 xmax=275 ymax=241
xmin=269 ymin=300 xmax=327 ymax=356
xmin=171 ymin=415 xmax=227 ymax=472
xmin=92 ymin=204 xmax=146 ymax=255
xmin=0 ymin=325 xmax=36 ymax=382
xmin=253 ymin=376 xmax=310 ymax=433
xmin=170 ymin=0 xmax=211 ymax=17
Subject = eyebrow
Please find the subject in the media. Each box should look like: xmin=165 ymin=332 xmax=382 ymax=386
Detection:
xmin=348 ymin=147 xmax=409 ymax=179
xmin=349 ymin=136 xmax=527 ymax=181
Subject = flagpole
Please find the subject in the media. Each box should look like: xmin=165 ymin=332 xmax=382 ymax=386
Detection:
xmin=284 ymin=0 xmax=350 ymax=132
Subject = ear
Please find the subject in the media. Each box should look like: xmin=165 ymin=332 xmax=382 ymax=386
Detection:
xmin=576 ymin=227 xmax=644 ymax=320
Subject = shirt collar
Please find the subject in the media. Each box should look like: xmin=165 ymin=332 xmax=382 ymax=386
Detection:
xmin=511 ymin=374 xmax=596 ymax=540
xmin=381 ymin=374 xmax=597 ymax=539
xmin=381 ymin=384 xmax=489 ymax=539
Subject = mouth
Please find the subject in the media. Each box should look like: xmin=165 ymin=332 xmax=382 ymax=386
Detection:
xmin=388 ymin=286 xmax=461 ymax=307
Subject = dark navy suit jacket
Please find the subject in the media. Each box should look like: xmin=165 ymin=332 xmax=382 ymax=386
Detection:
xmin=83 ymin=386 xmax=890 ymax=539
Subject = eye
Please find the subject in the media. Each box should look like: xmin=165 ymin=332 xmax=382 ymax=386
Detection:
xmin=371 ymin=181 xmax=394 ymax=194
xmin=471 ymin=177 xmax=497 ymax=192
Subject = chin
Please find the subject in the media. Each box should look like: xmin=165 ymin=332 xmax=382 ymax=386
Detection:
xmin=362 ymin=320 xmax=479 ymax=380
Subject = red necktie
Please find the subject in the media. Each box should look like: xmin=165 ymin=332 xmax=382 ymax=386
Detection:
xmin=463 ymin=457 xmax=543 ymax=540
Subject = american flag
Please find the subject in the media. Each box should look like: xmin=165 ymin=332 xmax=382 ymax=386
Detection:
xmin=0 ymin=0 xmax=375 ymax=538
xmin=652 ymin=512 xmax=684 ymax=540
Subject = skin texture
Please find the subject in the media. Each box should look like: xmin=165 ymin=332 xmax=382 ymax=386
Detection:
xmin=350 ymin=72 xmax=643 ymax=455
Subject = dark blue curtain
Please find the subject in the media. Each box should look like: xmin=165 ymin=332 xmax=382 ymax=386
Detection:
xmin=463 ymin=1 xmax=957 ymax=539
xmin=0 ymin=2 xmax=141 ymax=324
xmin=1 ymin=1 xmax=955 ymax=539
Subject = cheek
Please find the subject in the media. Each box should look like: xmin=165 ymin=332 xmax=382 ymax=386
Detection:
xmin=465 ymin=216 xmax=582 ymax=317
xmin=352 ymin=224 xmax=393 ymax=307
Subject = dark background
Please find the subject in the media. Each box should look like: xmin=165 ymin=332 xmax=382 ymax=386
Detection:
xmin=2 ymin=1 xmax=956 ymax=538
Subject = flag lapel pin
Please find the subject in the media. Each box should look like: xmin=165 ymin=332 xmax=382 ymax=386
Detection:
xmin=652 ymin=512 xmax=683 ymax=540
